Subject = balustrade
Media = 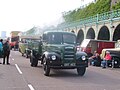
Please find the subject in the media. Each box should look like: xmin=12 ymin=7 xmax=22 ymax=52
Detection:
xmin=59 ymin=9 xmax=120 ymax=29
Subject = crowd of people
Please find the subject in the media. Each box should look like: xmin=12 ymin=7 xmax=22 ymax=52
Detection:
xmin=89 ymin=50 xmax=112 ymax=68
xmin=0 ymin=39 xmax=11 ymax=65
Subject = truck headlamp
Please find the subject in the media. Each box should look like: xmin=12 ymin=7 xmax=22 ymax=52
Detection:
xmin=51 ymin=55 xmax=56 ymax=60
xmin=81 ymin=56 xmax=86 ymax=60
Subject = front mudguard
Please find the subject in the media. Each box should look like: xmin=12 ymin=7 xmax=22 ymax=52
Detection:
xmin=43 ymin=51 xmax=60 ymax=59
xmin=76 ymin=51 xmax=88 ymax=67
xmin=41 ymin=51 xmax=61 ymax=64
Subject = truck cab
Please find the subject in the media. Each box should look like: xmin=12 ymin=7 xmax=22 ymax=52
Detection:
xmin=30 ymin=31 xmax=88 ymax=76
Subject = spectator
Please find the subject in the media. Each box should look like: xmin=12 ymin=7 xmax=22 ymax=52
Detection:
xmin=90 ymin=51 xmax=102 ymax=66
xmin=0 ymin=39 xmax=3 ymax=64
xmin=3 ymin=40 xmax=11 ymax=65
xmin=89 ymin=51 xmax=97 ymax=65
xmin=0 ymin=39 xmax=3 ymax=51
xmin=101 ymin=51 xmax=112 ymax=68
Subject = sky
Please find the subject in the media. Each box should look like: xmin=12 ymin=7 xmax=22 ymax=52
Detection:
xmin=0 ymin=0 xmax=94 ymax=36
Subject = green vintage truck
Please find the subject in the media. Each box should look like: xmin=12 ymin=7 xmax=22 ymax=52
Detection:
xmin=19 ymin=37 xmax=29 ymax=57
xmin=19 ymin=36 xmax=40 ymax=58
xmin=29 ymin=31 xmax=88 ymax=76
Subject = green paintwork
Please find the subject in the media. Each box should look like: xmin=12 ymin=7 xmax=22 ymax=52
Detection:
xmin=19 ymin=43 xmax=28 ymax=54
xmin=42 ymin=31 xmax=77 ymax=63
xmin=42 ymin=44 xmax=76 ymax=63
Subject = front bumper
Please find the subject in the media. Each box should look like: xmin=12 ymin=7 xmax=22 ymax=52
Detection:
xmin=50 ymin=65 xmax=88 ymax=69
xmin=48 ymin=60 xmax=88 ymax=69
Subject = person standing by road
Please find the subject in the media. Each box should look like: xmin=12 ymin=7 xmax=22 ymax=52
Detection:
xmin=0 ymin=39 xmax=3 ymax=64
xmin=3 ymin=40 xmax=11 ymax=65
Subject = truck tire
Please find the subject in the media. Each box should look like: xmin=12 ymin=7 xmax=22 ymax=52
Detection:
xmin=43 ymin=58 xmax=50 ymax=76
xmin=22 ymin=53 xmax=24 ymax=56
xmin=112 ymin=56 xmax=120 ymax=68
xmin=26 ymin=54 xmax=29 ymax=58
xmin=25 ymin=50 xmax=29 ymax=58
xmin=77 ymin=67 xmax=86 ymax=76
xmin=30 ymin=55 xmax=38 ymax=67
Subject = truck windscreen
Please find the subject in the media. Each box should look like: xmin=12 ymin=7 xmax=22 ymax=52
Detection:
xmin=48 ymin=33 xmax=76 ymax=44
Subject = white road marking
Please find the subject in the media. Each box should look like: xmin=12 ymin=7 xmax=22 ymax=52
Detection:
xmin=15 ymin=64 xmax=22 ymax=74
xmin=28 ymin=84 xmax=35 ymax=90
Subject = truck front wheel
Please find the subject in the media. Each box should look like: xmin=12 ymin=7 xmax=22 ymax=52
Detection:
xmin=77 ymin=67 xmax=86 ymax=76
xmin=25 ymin=50 xmax=29 ymax=58
xmin=22 ymin=53 xmax=24 ymax=56
xmin=43 ymin=58 xmax=50 ymax=76
xmin=26 ymin=53 xmax=29 ymax=58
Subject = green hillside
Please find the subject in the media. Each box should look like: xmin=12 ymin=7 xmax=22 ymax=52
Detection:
xmin=112 ymin=1 xmax=120 ymax=10
xmin=62 ymin=0 xmax=120 ymax=22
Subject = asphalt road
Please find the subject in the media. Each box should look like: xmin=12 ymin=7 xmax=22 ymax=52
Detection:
xmin=0 ymin=50 xmax=120 ymax=90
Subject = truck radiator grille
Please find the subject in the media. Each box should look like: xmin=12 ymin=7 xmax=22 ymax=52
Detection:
xmin=64 ymin=47 xmax=75 ymax=61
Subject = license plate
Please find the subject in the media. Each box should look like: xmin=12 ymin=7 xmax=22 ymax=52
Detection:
xmin=64 ymin=63 xmax=75 ymax=66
